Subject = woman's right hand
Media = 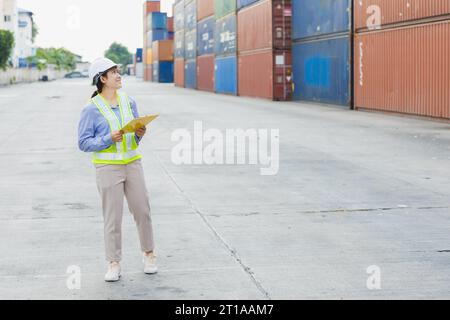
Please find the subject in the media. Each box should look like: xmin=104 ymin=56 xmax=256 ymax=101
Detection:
xmin=111 ymin=131 xmax=123 ymax=142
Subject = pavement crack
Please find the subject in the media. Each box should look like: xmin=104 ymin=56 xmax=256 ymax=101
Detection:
xmin=153 ymin=153 xmax=271 ymax=300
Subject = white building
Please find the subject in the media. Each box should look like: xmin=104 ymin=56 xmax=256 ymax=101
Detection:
xmin=0 ymin=0 xmax=35 ymax=68
xmin=17 ymin=8 xmax=35 ymax=67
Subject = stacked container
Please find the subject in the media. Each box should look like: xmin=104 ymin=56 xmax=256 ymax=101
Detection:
xmin=197 ymin=0 xmax=215 ymax=92
xmin=237 ymin=0 xmax=292 ymax=101
xmin=143 ymin=1 xmax=161 ymax=81
xmin=152 ymin=40 xmax=174 ymax=83
xmin=354 ymin=0 xmax=450 ymax=119
xmin=184 ymin=0 xmax=198 ymax=89
xmin=174 ymin=0 xmax=186 ymax=87
xmin=135 ymin=48 xmax=144 ymax=78
xmin=292 ymin=0 xmax=352 ymax=107
xmin=214 ymin=0 xmax=238 ymax=95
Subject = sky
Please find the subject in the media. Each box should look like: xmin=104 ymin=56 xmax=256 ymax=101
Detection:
xmin=17 ymin=0 xmax=174 ymax=62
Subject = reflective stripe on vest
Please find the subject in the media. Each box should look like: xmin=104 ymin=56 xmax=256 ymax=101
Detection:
xmin=91 ymin=91 xmax=140 ymax=164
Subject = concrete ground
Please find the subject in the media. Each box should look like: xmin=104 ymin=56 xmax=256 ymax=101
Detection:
xmin=0 ymin=77 xmax=449 ymax=300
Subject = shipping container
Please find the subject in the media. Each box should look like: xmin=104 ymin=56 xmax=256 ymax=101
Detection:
xmin=146 ymin=48 xmax=153 ymax=65
xmin=197 ymin=54 xmax=215 ymax=92
xmin=238 ymin=0 xmax=291 ymax=52
xmin=174 ymin=0 xmax=185 ymax=31
xmin=198 ymin=0 xmax=215 ymax=21
xmin=144 ymin=0 xmax=161 ymax=17
xmin=185 ymin=59 xmax=197 ymax=88
xmin=354 ymin=20 xmax=450 ymax=119
xmin=152 ymin=40 xmax=174 ymax=62
xmin=147 ymin=12 xmax=168 ymax=30
xmin=292 ymin=36 xmax=351 ymax=106
xmin=215 ymin=14 xmax=237 ymax=55
xmin=153 ymin=61 xmax=174 ymax=83
xmin=185 ymin=0 xmax=198 ymax=30
xmin=354 ymin=0 xmax=450 ymax=31
xmin=144 ymin=64 xmax=153 ymax=82
xmin=237 ymin=0 xmax=259 ymax=10
xmin=169 ymin=31 xmax=175 ymax=40
xmin=215 ymin=55 xmax=238 ymax=95
xmin=215 ymin=0 xmax=237 ymax=19
xmin=136 ymin=48 xmax=143 ymax=63
xmin=168 ymin=16 xmax=174 ymax=32
xmin=185 ymin=29 xmax=197 ymax=60
xmin=238 ymin=49 xmax=292 ymax=100
xmin=175 ymin=30 xmax=185 ymax=58
xmin=175 ymin=58 xmax=185 ymax=87
xmin=292 ymin=0 xmax=351 ymax=40
xmin=197 ymin=16 xmax=215 ymax=55
xmin=147 ymin=29 xmax=169 ymax=43
xmin=136 ymin=62 xmax=144 ymax=78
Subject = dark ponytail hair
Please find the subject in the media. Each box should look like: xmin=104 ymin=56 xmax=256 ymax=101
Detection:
xmin=91 ymin=75 xmax=105 ymax=98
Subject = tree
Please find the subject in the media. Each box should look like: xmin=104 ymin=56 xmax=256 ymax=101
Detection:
xmin=105 ymin=42 xmax=132 ymax=70
xmin=26 ymin=47 xmax=77 ymax=71
xmin=0 ymin=30 xmax=15 ymax=70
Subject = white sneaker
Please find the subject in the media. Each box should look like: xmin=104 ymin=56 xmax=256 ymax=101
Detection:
xmin=143 ymin=252 xmax=158 ymax=274
xmin=104 ymin=262 xmax=121 ymax=282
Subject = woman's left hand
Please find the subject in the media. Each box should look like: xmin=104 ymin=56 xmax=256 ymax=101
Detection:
xmin=136 ymin=126 xmax=147 ymax=138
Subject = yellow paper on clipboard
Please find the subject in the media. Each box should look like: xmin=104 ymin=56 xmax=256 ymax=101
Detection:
xmin=120 ymin=115 xmax=159 ymax=134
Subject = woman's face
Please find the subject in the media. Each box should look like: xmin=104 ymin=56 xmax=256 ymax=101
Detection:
xmin=100 ymin=67 xmax=122 ymax=90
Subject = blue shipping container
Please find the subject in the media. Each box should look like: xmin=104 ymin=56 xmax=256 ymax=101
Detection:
xmin=175 ymin=31 xmax=185 ymax=58
xmin=147 ymin=29 xmax=169 ymax=43
xmin=215 ymin=14 xmax=236 ymax=56
xmin=292 ymin=36 xmax=350 ymax=106
xmin=185 ymin=59 xmax=197 ymax=89
xmin=292 ymin=0 xmax=351 ymax=40
xmin=185 ymin=29 xmax=197 ymax=60
xmin=197 ymin=17 xmax=215 ymax=56
xmin=237 ymin=0 xmax=259 ymax=10
xmin=174 ymin=0 xmax=185 ymax=31
xmin=147 ymin=12 xmax=168 ymax=30
xmin=215 ymin=55 xmax=237 ymax=95
xmin=153 ymin=61 xmax=174 ymax=83
xmin=136 ymin=48 xmax=143 ymax=63
xmin=185 ymin=0 xmax=197 ymax=31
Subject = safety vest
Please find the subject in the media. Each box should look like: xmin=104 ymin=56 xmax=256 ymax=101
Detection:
xmin=91 ymin=91 xmax=142 ymax=165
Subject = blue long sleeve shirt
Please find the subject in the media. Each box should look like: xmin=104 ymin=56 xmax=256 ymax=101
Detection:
xmin=78 ymin=95 xmax=142 ymax=152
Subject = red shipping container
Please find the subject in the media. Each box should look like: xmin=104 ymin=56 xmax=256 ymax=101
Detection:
xmin=152 ymin=40 xmax=174 ymax=62
xmin=167 ymin=16 xmax=174 ymax=32
xmin=354 ymin=0 xmax=450 ymax=31
xmin=197 ymin=0 xmax=215 ymax=21
xmin=175 ymin=58 xmax=185 ymax=87
xmin=197 ymin=55 xmax=215 ymax=92
xmin=143 ymin=1 xmax=161 ymax=18
xmin=143 ymin=64 xmax=153 ymax=82
xmin=238 ymin=0 xmax=291 ymax=52
xmin=354 ymin=20 xmax=450 ymax=119
xmin=238 ymin=49 xmax=292 ymax=101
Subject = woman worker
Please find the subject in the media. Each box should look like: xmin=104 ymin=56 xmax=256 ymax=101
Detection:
xmin=78 ymin=57 xmax=157 ymax=282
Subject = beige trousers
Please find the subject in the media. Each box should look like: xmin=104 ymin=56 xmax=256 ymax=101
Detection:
xmin=95 ymin=159 xmax=155 ymax=262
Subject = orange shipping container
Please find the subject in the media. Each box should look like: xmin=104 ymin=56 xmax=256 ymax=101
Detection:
xmin=197 ymin=54 xmax=215 ymax=92
xmin=168 ymin=16 xmax=174 ymax=32
xmin=175 ymin=58 xmax=185 ymax=87
xmin=152 ymin=40 xmax=174 ymax=62
xmin=238 ymin=49 xmax=292 ymax=101
xmin=197 ymin=0 xmax=215 ymax=21
xmin=354 ymin=20 xmax=450 ymax=119
xmin=143 ymin=64 xmax=153 ymax=82
xmin=143 ymin=1 xmax=161 ymax=18
xmin=354 ymin=0 xmax=450 ymax=31
xmin=238 ymin=0 xmax=291 ymax=52
xmin=146 ymin=48 xmax=153 ymax=65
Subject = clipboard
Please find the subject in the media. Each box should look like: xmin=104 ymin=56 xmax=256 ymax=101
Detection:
xmin=120 ymin=114 xmax=159 ymax=134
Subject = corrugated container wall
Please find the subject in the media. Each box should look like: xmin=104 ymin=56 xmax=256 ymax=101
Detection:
xmin=237 ymin=0 xmax=292 ymax=101
xmin=215 ymin=0 xmax=236 ymax=19
xmin=174 ymin=0 xmax=185 ymax=30
xmin=238 ymin=0 xmax=259 ymax=10
xmin=153 ymin=61 xmax=174 ymax=83
xmin=185 ymin=29 xmax=197 ymax=60
xmin=175 ymin=58 xmax=185 ymax=87
xmin=198 ymin=16 xmax=215 ymax=55
xmin=174 ymin=0 xmax=185 ymax=87
xmin=197 ymin=55 xmax=215 ymax=92
xmin=292 ymin=0 xmax=352 ymax=107
xmin=185 ymin=0 xmax=198 ymax=30
xmin=175 ymin=31 xmax=185 ymax=58
xmin=152 ymin=40 xmax=174 ymax=62
xmin=292 ymin=0 xmax=351 ymax=39
xmin=215 ymin=55 xmax=238 ymax=95
xmin=147 ymin=12 xmax=168 ymax=30
xmin=197 ymin=0 xmax=215 ymax=21
xmin=354 ymin=0 xmax=450 ymax=31
xmin=354 ymin=20 xmax=450 ymax=119
xmin=185 ymin=59 xmax=197 ymax=88
xmin=215 ymin=14 xmax=237 ymax=55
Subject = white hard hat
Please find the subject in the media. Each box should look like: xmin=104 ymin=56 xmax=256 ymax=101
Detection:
xmin=89 ymin=57 xmax=118 ymax=85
